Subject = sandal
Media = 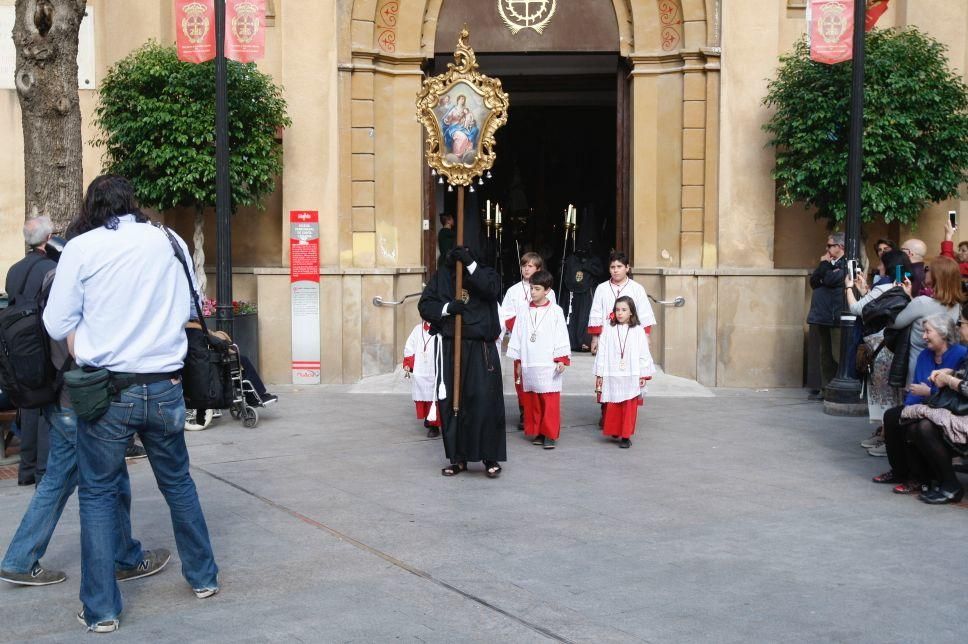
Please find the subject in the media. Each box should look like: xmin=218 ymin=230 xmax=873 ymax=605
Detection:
xmin=484 ymin=461 xmax=502 ymax=478
xmin=872 ymin=470 xmax=899 ymax=484
xmin=441 ymin=462 xmax=467 ymax=477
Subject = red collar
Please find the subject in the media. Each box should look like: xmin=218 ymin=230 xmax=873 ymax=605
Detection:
xmin=530 ymin=300 xmax=551 ymax=308
xmin=422 ymin=321 xmax=430 ymax=331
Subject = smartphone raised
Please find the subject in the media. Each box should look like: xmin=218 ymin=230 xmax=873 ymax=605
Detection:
xmin=847 ymin=259 xmax=859 ymax=279
xmin=949 ymin=210 xmax=957 ymax=229
xmin=895 ymin=264 xmax=902 ymax=284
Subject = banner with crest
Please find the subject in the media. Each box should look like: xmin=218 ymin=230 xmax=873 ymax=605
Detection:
xmin=176 ymin=0 xmax=216 ymax=63
xmin=226 ymin=0 xmax=266 ymax=63
xmin=807 ymin=0 xmax=854 ymax=65
xmin=175 ymin=0 xmax=265 ymax=64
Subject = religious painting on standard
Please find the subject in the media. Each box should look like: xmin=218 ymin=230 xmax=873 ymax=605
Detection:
xmin=434 ymin=83 xmax=487 ymax=165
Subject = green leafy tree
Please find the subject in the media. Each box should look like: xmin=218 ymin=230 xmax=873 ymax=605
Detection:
xmin=93 ymin=41 xmax=290 ymax=291
xmin=764 ymin=28 xmax=968 ymax=227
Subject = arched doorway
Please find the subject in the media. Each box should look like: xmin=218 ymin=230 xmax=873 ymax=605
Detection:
xmin=427 ymin=1 xmax=626 ymax=290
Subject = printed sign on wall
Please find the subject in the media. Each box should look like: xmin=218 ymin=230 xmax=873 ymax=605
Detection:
xmin=290 ymin=211 xmax=321 ymax=384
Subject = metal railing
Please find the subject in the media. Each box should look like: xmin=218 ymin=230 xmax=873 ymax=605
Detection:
xmin=373 ymin=292 xmax=685 ymax=308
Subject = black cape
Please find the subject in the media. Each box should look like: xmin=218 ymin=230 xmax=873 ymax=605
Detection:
xmin=561 ymin=253 xmax=605 ymax=351
xmin=418 ymin=262 xmax=507 ymax=464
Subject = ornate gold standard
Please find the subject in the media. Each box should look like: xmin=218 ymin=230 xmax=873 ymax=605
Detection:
xmin=416 ymin=27 xmax=510 ymax=188
xmin=416 ymin=27 xmax=509 ymax=413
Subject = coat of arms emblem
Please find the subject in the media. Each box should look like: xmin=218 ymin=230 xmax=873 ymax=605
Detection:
xmin=498 ymin=0 xmax=558 ymax=35
xmin=231 ymin=1 xmax=261 ymax=44
xmin=817 ymin=1 xmax=849 ymax=44
xmin=181 ymin=2 xmax=211 ymax=44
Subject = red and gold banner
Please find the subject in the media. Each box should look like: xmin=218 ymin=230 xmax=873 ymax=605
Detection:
xmin=809 ymin=0 xmax=854 ymax=65
xmin=865 ymin=0 xmax=889 ymax=32
xmin=226 ymin=0 xmax=266 ymax=63
xmin=176 ymin=0 xmax=216 ymax=63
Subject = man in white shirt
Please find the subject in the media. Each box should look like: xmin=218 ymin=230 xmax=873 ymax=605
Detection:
xmin=44 ymin=175 xmax=219 ymax=633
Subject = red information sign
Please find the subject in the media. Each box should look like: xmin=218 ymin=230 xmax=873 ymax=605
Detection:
xmin=810 ymin=0 xmax=854 ymax=65
xmin=290 ymin=211 xmax=320 ymax=283
xmin=226 ymin=0 xmax=266 ymax=63
xmin=175 ymin=0 xmax=216 ymax=63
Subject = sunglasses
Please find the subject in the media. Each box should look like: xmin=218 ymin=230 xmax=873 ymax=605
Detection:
xmin=826 ymin=243 xmax=842 ymax=248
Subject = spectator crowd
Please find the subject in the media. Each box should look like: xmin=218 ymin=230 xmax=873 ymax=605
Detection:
xmin=808 ymin=216 xmax=968 ymax=505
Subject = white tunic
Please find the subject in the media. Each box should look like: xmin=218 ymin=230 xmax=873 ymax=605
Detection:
xmin=501 ymin=280 xmax=557 ymax=333
xmin=594 ymin=323 xmax=656 ymax=403
xmin=587 ymin=278 xmax=656 ymax=331
xmin=403 ymin=323 xmax=437 ymax=402
xmin=506 ymin=302 xmax=571 ymax=393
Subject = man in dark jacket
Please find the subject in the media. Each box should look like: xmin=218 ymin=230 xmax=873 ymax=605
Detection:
xmin=807 ymin=232 xmax=848 ymax=400
xmin=4 ymin=216 xmax=57 ymax=485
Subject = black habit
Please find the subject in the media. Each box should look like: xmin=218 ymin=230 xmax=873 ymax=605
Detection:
xmin=418 ymin=260 xmax=507 ymax=464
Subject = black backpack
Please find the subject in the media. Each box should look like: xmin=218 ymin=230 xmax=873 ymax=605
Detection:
xmin=0 ymin=256 xmax=59 ymax=408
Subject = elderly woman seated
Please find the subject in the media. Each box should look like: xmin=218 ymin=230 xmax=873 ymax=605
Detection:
xmin=873 ymin=313 xmax=967 ymax=498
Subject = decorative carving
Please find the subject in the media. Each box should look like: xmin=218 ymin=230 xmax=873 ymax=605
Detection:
xmin=416 ymin=28 xmax=510 ymax=187
xmin=498 ymin=0 xmax=558 ymax=35
xmin=658 ymin=0 xmax=683 ymax=51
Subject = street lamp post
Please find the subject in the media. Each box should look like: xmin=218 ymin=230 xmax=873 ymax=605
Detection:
xmin=823 ymin=0 xmax=867 ymax=416
xmin=214 ymin=0 xmax=234 ymax=336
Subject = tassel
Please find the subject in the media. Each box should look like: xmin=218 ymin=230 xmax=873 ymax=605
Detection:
xmin=428 ymin=401 xmax=438 ymax=422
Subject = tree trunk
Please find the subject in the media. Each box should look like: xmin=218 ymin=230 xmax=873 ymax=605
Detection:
xmin=13 ymin=0 xmax=86 ymax=232
xmin=194 ymin=209 xmax=207 ymax=296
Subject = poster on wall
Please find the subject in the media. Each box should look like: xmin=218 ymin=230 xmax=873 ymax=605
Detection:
xmin=290 ymin=211 xmax=321 ymax=384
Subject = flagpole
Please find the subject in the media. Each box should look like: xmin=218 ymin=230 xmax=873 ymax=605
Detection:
xmin=214 ymin=0 xmax=234 ymax=335
xmin=823 ymin=0 xmax=867 ymax=415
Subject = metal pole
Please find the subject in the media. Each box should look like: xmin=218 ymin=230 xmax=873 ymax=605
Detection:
xmin=214 ymin=0 xmax=234 ymax=336
xmin=823 ymin=0 xmax=866 ymax=415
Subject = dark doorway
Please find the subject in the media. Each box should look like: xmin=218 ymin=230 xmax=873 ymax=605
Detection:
xmin=429 ymin=54 xmax=622 ymax=293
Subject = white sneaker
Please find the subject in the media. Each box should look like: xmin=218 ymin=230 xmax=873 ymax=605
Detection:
xmin=867 ymin=443 xmax=888 ymax=457
xmin=77 ymin=610 xmax=119 ymax=633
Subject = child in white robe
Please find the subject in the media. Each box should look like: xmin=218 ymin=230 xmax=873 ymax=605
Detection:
xmin=594 ymin=296 xmax=656 ymax=448
xmin=403 ymin=320 xmax=440 ymax=438
xmin=501 ymin=252 xmax=557 ymax=430
xmin=507 ymin=270 xmax=571 ymax=448
xmin=587 ymin=250 xmax=656 ymax=352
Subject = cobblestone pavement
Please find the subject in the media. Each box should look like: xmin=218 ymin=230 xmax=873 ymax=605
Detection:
xmin=0 ymin=384 xmax=963 ymax=642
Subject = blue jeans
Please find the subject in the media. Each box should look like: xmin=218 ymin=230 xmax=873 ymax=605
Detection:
xmin=1 ymin=405 xmax=142 ymax=574
xmin=77 ymin=380 xmax=218 ymax=625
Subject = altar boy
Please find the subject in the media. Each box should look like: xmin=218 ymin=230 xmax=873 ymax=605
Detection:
xmin=502 ymin=252 xmax=557 ymax=429
xmin=403 ymin=320 xmax=440 ymax=438
xmin=507 ymin=270 xmax=571 ymax=448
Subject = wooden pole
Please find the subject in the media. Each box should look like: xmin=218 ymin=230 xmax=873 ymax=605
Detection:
xmin=453 ymin=186 xmax=465 ymax=414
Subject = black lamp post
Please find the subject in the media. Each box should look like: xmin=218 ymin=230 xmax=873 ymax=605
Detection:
xmin=214 ymin=0 xmax=234 ymax=336
xmin=823 ymin=0 xmax=867 ymax=415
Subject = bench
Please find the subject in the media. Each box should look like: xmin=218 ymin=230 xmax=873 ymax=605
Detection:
xmin=0 ymin=410 xmax=19 ymax=465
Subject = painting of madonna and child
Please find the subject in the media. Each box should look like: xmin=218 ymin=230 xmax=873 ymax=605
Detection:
xmin=434 ymin=82 xmax=491 ymax=166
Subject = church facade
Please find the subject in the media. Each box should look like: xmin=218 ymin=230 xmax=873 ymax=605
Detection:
xmin=1 ymin=0 xmax=966 ymax=387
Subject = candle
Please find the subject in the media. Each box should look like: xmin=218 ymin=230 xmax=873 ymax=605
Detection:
xmin=486 ymin=200 xmax=491 ymax=223
xmin=568 ymin=205 xmax=576 ymax=226
xmin=496 ymin=204 xmax=502 ymax=225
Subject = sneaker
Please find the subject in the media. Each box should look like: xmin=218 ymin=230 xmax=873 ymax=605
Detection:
xmin=867 ymin=443 xmax=888 ymax=457
xmin=124 ymin=443 xmax=148 ymax=461
xmin=619 ymin=438 xmax=632 ymax=449
xmin=543 ymin=438 xmax=556 ymax=450
xmin=194 ymin=585 xmax=219 ymax=599
xmin=0 ymin=564 xmax=67 ymax=586
xmin=211 ymin=409 xmax=222 ymax=419
xmin=116 ymin=548 xmax=170 ymax=582
xmin=860 ymin=427 xmax=884 ymax=449
xmin=77 ymin=610 xmax=119 ymax=633
xmin=260 ymin=393 xmax=278 ymax=406
xmin=531 ymin=436 xmax=545 ymax=446
xmin=185 ymin=409 xmax=214 ymax=431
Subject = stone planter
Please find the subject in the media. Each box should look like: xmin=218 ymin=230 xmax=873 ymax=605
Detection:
xmin=204 ymin=313 xmax=259 ymax=372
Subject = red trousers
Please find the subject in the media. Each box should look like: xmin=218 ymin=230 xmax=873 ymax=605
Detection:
xmin=522 ymin=391 xmax=561 ymax=440
xmin=414 ymin=401 xmax=441 ymax=427
xmin=602 ymin=398 xmax=639 ymax=439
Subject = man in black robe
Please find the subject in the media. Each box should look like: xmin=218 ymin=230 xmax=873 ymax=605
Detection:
xmin=418 ymin=246 xmax=506 ymax=477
